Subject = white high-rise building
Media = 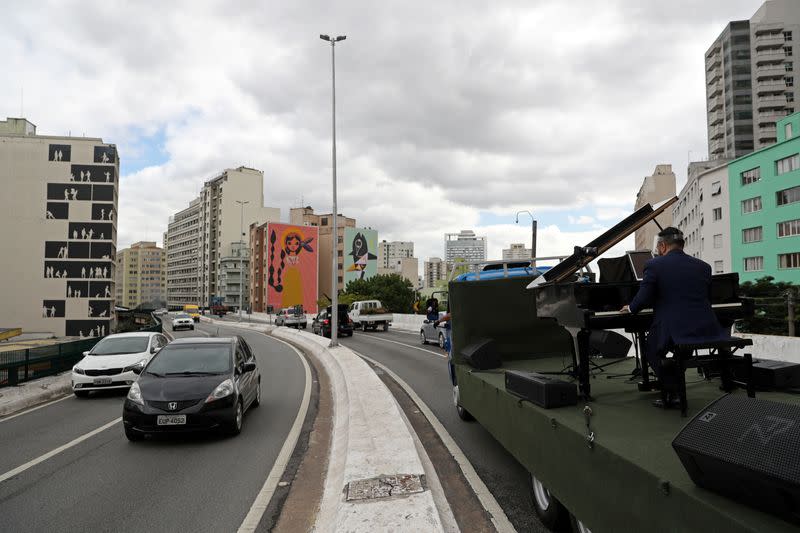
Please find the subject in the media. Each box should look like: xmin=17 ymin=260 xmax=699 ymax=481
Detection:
xmin=502 ymin=243 xmax=532 ymax=260
xmin=378 ymin=240 xmax=414 ymax=268
xmin=445 ymin=230 xmax=487 ymax=265
xmin=424 ymin=257 xmax=448 ymax=289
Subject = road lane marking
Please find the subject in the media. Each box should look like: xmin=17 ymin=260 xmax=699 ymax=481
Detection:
xmin=238 ymin=336 xmax=312 ymax=532
xmin=0 ymin=394 xmax=73 ymax=424
xmin=0 ymin=417 xmax=121 ymax=484
xmin=350 ymin=349 xmax=516 ymax=533
xmin=356 ymin=333 xmax=448 ymax=358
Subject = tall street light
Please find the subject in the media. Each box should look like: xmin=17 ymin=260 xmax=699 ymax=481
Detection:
xmin=320 ymin=33 xmax=346 ymax=347
xmin=236 ymin=200 xmax=250 ymax=321
xmin=515 ymin=210 xmax=537 ymax=268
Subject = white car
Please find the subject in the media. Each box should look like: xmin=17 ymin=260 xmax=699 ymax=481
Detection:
xmin=171 ymin=313 xmax=195 ymax=331
xmin=72 ymin=332 xmax=169 ymax=397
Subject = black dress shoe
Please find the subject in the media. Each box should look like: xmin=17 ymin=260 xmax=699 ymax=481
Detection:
xmin=652 ymin=395 xmax=682 ymax=409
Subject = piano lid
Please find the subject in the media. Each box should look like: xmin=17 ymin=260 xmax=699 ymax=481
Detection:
xmin=527 ymin=196 xmax=677 ymax=288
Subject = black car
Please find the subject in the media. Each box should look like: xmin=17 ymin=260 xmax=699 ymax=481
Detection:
xmin=122 ymin=336 xmax=260 ymax=440
xmin=312 ymin=304 xmax=353 ymax=338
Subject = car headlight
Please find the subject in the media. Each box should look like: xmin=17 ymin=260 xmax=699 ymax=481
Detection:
xmin=123 ymin=359 xmax=148 ymax=373
xmin=73 ymin=366 xmax=85 ymax=375
xmin=205 ymin=379 xmax=234 ymax=403
xmin=127 ymin=382 xmax=144 ymax=405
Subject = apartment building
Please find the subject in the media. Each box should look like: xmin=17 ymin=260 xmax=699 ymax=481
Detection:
xmin=378 ymin=240 xmax=414 ymax=268
xmin=0 ymin=118 xmax=118 ymax=337
xmin=249 ymin=222 xmax=267 ymax=312
xmin=164 ymin=199 xmax=201 ymax=309
xmin=672 ymin=162 xmax=733 ymax=274
xmin=164 ymin=167 xmax=279 ymax=309
xmin=729 ymin=111 xmax=800 ymax=284
xmin=633 ymin=165 xmax=676 ymax=251
xmin=502 ymin=243 xmax=532 ymax=260
xmin=378 ymin=257 xmax=419 ymax=287
xmin=115 ymin=241 xmax=165 ymax=309
xmin=706 ymin=0 xmax=800 ymax=159
xmin=289 ymin=206 xmax=356 ymax=297
xmin=217 ymin=241 xmax=249 ymax=311
xmin=444 ymin=230 xmax=487 ymax=266
xmin=424 ymin=257 xmax=448 ymax=289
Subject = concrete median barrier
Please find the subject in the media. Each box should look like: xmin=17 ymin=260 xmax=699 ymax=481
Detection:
xmin=271 ymin=327 xmax=447 ymax=532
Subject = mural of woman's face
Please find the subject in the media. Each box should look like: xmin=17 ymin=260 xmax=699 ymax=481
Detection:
xmin=286 ymin=236 xmax=301 ymax=254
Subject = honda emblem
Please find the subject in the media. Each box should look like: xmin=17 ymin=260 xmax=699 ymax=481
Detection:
xmin=168 ymin=402 xmax=178 ymax=411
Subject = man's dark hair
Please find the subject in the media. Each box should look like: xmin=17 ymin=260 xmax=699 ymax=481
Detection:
xmin=657 ymin=227 xmax=685 ymax=248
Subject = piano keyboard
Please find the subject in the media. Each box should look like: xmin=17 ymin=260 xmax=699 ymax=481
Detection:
xmin=594 ymin=302 xmax=742 ymax=317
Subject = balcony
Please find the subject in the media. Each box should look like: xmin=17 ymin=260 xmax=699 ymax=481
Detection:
xmin=757 ymin=94 xmax=787 ymax=109
xmin=755 ymin=50 xmax=786 ymax=65
xmin=758 ymin=109 xmax=790 ymax=126
xmin=709 ymin=124 xmax=724 ymax=140
xmin=707 ymin=70 xmax=721 ymax=84
xmin=706 ymin=53 xmax=721 ymax=71
xmin=758 ymin=124 xmax=778 ymax=141
xmin=709 ymin=138 xmax=725 ymax=156
xmin=756 ymin=80 xmax=787 ymax=95
xmin=707 ymin=82 xmax=722 ymax=98
xmin=755 ymin=64 xmax=787 ymax=79
xmin=708 ymin=110 xmax=725 ymax=126
xmin=708 ymin=94 xmax=723 ymax=111
xmin=755 ymin=34 xmax=786 ymax=50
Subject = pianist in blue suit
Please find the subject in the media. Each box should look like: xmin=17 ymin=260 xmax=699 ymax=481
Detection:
xmin=622 ymin=227 xmax=726 ymax=381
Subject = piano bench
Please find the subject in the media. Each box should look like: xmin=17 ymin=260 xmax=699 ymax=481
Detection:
xmin=663 ymin=340 xmax=756 ymax=417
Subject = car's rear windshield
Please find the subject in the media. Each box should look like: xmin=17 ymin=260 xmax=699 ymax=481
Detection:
xmin=90 ymin=337 xmax=149 ymax=356
xmin=146 ymin=344 xmax=231 ymax=374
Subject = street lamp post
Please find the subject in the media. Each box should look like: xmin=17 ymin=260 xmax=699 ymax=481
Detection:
xmin=320 ymin=33 xmax=346 ymax=348
xmin=515 ymin=210 xmax=537 ymax=267
xmin=236 ymin=200 xmax=250 ymax=321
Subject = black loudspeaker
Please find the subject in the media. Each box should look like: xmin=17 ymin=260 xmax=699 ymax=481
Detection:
xmin=460 ymin=338 xmax=501 ymax=370
xmin=505 ymin=371 xmax=577 ymax=408
xmin=672 ymin=394 xmax=800 ymax=524
xmin=589 ymin=330 xmax=632 ymax=359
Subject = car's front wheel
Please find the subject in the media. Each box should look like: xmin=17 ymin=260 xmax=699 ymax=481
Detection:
xmin=252 ymin=379 xmax=261 ymax=408
xmin=125 ymin=426 xmax=144 ymax=441
xmin=74 ymin=390 xmax=89 ymax=398
xmin=228 ymin=400 xmax=243 ymax=436
xmin=420 ymin=330 xmax=427 ymax=345
xmin=190 ymin=326 xmax=194 ymax=330
xmin=438 ymin=333 xmax=445 ymax=349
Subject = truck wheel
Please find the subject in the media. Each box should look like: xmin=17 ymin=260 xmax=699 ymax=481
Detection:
xmin=570 ymin=516 xmax=592 ymax=533
xmin=382 ymin=322 xmax=389 ymax=332
xmin=362 ymin=322 xmax=368 ymax=332
xmin=453 ymin=386 xmax=474 ymax=421
xmin=420 ymin=331 xmax=427 ymax=345
xmin=530 ymin=474 xmax=570 ymax=531
xmin=438 ymin=333 xmax=445 ymax=349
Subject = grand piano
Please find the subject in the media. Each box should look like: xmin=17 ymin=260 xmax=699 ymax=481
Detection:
xmin=529 ymin=198 xmax=753 ymax=400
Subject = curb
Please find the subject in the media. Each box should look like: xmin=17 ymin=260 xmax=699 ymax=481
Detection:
xmin=271 ymin=328 xmax=447 ymax=532
xmin=0 ymin=373 xmax=72 ymax=418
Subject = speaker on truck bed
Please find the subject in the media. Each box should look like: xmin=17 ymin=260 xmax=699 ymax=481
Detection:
xmin=672 ymin=394 xmax=800 ymax=525
xmin=460 ymin=338 xmax=502 ymax=370
xmin=505 ymin=371 xmax=577 ymax=409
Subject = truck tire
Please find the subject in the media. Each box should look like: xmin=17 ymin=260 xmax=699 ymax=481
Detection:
xmin=362 ymin=322 xmax=368 ymax=332
xmin=453 ymin=386 xmax=474 ymax=421
xmin=530 ymin=474 xmax=570 ymax=531
xmin=382 ymin=322 xmax=389 ymax=332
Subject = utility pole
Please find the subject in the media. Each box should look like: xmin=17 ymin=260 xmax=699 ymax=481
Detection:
xmin=515 ymin=210 xmax=537 ymax=268
xmin=320 ymin=33 xmax=346 ymax=347
xmin=236 ymin=200 xmax=249 ymax=322
xmin=789 ymin=289 xmax=796 ymax=337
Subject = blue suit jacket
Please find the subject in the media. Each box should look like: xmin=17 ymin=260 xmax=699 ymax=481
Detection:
xmin=629 ymin=250 xmax=726 ymax=354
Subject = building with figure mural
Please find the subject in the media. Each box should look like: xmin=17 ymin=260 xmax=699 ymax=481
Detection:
xmin=344 ymin=228 xmax=378 ymax=286
xmin=256 ymin=223 xmax=319 ymax=314
xmin=0 ymin=117 xmax=118 ymax=337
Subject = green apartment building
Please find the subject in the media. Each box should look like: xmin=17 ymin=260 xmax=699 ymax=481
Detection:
xmin=729 ymin=112 xmax=800 ymax=283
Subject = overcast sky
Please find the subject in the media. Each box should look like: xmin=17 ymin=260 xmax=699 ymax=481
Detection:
xmin=2 ymin=0 xmax=762 ymax=268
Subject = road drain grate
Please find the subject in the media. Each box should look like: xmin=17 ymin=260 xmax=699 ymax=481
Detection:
xmin=345 ymin=474 xmax=426 ymax=501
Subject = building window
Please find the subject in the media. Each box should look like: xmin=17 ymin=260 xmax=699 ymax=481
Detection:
xmin=777 ymin=185 xmax=800 ymax=206
xmin=321 ymin=217 xmax=328 ymax=226
xmin=788 ymin=92 xmax=796 ymax=103
xmin=776 ymin=154 xmax=800 ymax=175
xmin=740 ymin=168 xmax=760 ymax=185
xmin=787 ymin=76 xmax=795 ymax=87
xmin=713 ymin=207 xmax=723 ymax=221
xmin=785 ymin=31 xmax=793 ymax=41
xmin=778 ymin=218 xmax=800 ymax=237
xmin=741 ymin=196 xmax=763 ymax=214
xmin=742 ymin=226 xmax=763 ymax=243
xmin=744 ymin=257 xmax=764 ymax=272
xmin=714 ymin=260 xmax=724 ymax=273
xmin=713 ymin=234 xmax=723 ymax=248
xmin=710 ymin=181 xmax=721 ymax=195
xmin=788 ymin=123 xmax=795 ymax=140
xmin=779 ymin=252 xmax=800 ymax=269
xmin=787 ymin=46 xmax=794 ymax=57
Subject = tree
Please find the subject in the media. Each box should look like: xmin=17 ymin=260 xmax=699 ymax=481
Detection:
xmin=342 ymin=274 xmax=415 ymax=313
xmin=737 ymin=276 xmax=798 ymax=336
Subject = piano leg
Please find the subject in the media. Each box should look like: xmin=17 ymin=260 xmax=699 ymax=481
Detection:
xmin=637 ymin=333 xmax=653 ymax=392
xmin=577 ymin=329 xmax=592 ymax=400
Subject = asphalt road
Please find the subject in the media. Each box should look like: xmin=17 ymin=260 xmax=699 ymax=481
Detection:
xmin=0 ymin=322 xmax=308 ymax=533
xmin=339 ymin=328 xmax=546 ymax=533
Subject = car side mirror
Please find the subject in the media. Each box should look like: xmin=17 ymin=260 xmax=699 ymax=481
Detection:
xmin=150 ymin=346 xmax=158 ymax=354
xmin=82 ymin=351 xmax=90 ymax=357
xmin=243 ymin=361 xmax=257 ymax=373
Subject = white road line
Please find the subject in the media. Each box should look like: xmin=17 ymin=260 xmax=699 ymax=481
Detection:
xmin=0 ymin=394 xmax=73 ymax=424
xmin=238 ymin=335 xmax=312 ymax=532
xmin=0 ymin=417 xmax=121 ymax=484
xmin=351 ymin=349 xmax=517 ymax=533
xmin=358 ymin=333 xmax=447 ymax=358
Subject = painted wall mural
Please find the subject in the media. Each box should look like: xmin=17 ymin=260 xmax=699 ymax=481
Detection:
xmin=48 ymin=144 xmax=71 ymax=162
xmin=88 ymin=300 xmax=111 ymax=318
xmin=343 ymin=228 xmax=378 ymax=285
xmin=68 ymin=222 xmax=113 ymax=241
xmin=70 ymin=164 xmax=116 ymax=183
xmin=47 ymin=183 xmax=91 ymax=201
xmin=94 ymin=146 xmax=117 ymax=164
xmin=42 ymin=300 xmax=65 ymax=318
xmin=46 ymin=202 xmax=69 ymax=219
xmin=92 ymin=184 xmax=114 ymax=202
xmin=266 ymin=223 xmax=319 ymax=314
xmin=44 ymin=261 xmax=113 ymax=280
xmin=65 ymin=320 xmax=107 ymax=338
xmin=91 ymin=203 xmax=115 ymax=221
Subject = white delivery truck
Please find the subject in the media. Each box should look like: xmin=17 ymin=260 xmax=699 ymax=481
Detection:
xmin=348 ymin=300 xmax=392 ymax=332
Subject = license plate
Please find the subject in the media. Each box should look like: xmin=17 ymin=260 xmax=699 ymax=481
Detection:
xmin=157 ymin=415 xmax=186 ymax=426
xmin=93 ymin=377 xmax=113 ymax=385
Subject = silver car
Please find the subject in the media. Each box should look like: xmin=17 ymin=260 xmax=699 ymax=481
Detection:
xmin=420 ymin=314 xmax=447 ymax=348
xmin=275 ymin=308 xmax=307 ymax=329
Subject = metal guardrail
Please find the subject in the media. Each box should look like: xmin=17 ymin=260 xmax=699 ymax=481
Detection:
xmin=0 ymin=314 xmax=163 ymax=389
